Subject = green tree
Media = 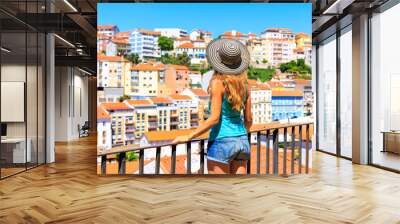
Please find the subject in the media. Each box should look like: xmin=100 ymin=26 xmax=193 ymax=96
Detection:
xmin=117 ymin=94 xmax=131 ymax=102
xmin=158 ymin=36 xmax=174 ymax=56
xmin=247 ymin=67 xmax=276 ymax=82
xmin=126 ymin=53 xmax=141 ymax=64
xmin=116 ymin=152 xmax=138 ymax=162
xmin=160 ymin=52 xmax=191 ymax=66
xmin=262 ymin=59 xmax=268 ymax=64
xmin=176 ymin=52 xmax=191 ymax=66
xmin=126 ymin=152 xmax=139 ymax=161
xmin=279 ymin=59 xmax=311 ymax=75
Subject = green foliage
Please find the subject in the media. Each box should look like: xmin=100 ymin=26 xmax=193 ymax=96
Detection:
xmin=117 ymin=94 xmax=131 ymax=102
xmin=247 ymin=67 xmax=276 ymax=82
xmin=278 ymin=142 xmax=285 ymax=148
xmin=279 ymin=59 xmax=311 ymax=75
xmin=116 ymin=152 xmax=139 ymax=162
xmin=126 ymin=53 xmax=141 ymax=64
xmin=190 ymin=62 xmax=211 ymax=74
xmin=262 ymin=59 xmax=268 ymax=64
xmin=126 ymin=152 xmax=139 ymax=161
xmin=160 ymin=52 xmax=191 ymax=66
xmin=158 ymin=36 xmax=174 ymax=52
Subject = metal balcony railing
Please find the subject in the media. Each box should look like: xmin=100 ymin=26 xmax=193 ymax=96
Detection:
xmin=98 ymin=122 xmax=313 ymax=176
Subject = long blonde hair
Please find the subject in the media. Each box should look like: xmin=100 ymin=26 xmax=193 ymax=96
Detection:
xmin=209 ymin=71 xmax=248 ymax=112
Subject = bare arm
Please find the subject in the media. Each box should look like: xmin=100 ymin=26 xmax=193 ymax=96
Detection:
xmin=172 ymin=79 xmax=224 ymax=143
xmin=243 ymin=87 xmax=252 ymax=132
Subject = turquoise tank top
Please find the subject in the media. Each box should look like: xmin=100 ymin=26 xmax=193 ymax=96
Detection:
xmin=208 ymin=86 xmax=248 ymax=141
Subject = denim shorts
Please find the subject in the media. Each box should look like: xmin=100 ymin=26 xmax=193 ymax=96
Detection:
xmin=207 ymin=135 xmax=250 ymax=164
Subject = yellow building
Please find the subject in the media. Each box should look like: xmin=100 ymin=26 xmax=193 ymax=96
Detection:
xmin=101 ymin=102 xmax=134 ymax=147
xmin=149 ymin=97 xmax=175 ymax=131
xmin=130 ymin=63 xmax=165 ymax=97
xmin=295 ymin=33 xmax=312 ymax=66
xmin=97 ymin=55 xmax=131 ymax=89
xmin=169 ymin=94 xmax=193 ymax=129
xmin=125 ymin=99 xmax=156 ymax=139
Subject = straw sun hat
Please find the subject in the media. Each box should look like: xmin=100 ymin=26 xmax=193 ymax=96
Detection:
xmin=206 ymin=38 xmax=250 ymax=75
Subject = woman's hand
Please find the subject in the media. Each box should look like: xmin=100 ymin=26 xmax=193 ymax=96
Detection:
xmin=172 ymin=135 xmax=192 ymax=144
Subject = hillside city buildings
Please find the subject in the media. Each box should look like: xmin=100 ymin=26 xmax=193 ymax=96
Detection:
xmin=97 ymin=25 xmax=313 ymax=152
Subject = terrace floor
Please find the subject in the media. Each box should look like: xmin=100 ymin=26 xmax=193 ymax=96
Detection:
xmin=1 ymin=135 xmax=400 ymax=223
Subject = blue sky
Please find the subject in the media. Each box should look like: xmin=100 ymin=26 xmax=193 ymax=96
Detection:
xmin=98 ymin=3 xmax=311 ymax=36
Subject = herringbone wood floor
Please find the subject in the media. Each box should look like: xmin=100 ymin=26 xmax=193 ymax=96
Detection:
xmin=1 ymin=136 xmax=400 ymax=223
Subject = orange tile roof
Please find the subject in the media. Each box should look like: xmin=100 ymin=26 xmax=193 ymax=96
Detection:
xmin=97 ymin=55 xmax=128 ymax=62
xmin=137 ymin=29 xmax=161 ymax=36
xmin=131 ymin=63 xmax=165 ymax=71
xmin=247 ymin=79 xmax=258 ymax=85
xmin=115 ymin=31 xmax=130 ymax=38
xmin=175 ymin=36 xmax=191 ymax=41
xmin=222 ymin=31 xmax=248 ymax=37
xmin=248 ymin=79 xmax=271 ymax=90
xmin=101 ymin=102 xmax=132 ymax=111
xmin=150 ymin=97 xmax=172 ymax=104
xmin=97 ymin=107 xmax=111 ymax=120
xmin=272 ymin=90 xmax=303 ymax=97
xmin=143 ymin=128 xmax=209 ymax=142
xmin=267 ymin=81 xmax=285 ymax=88
xmin=294 ymin=79 xmax=311 ymax=85
xmin=168 ymin=64 xmax=189 ymax=70
xmin=177 ymin=42 xmax=194 ymax=48
xmin=160 ymin=155 xmax=188 ymax=174
xmin=169 ymin=94 xmax=192 ymax=100
xmin=191 ymin=88 xmax=208 ymax=97
xmin=126 ymin=99 xmax=152 ymax=106
xmin=97 ymin=25 xmax=116 ymax=30
xmin=112 ymin=38 xmax=129 ymax=45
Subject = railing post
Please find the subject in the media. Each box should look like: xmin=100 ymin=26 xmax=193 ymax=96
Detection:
xmin=272 ymin=129 xmax=279 ymax=175
xmin=266 ymin=129 xmax=270 ymax=175
xmin=256 ymin=131 xmax=261 ymax=175
xmin=306 ymin=124 xmax=310 ymax=174
xmin=200 ymin=140 xmax=205 ymax=174
xmin=298 ymin=125 xmax=303 ymax=174
xmin=139 ymin=150 xmax=144 ymax=175
xmin=186 ymin=142 xmax=191 ymax=174
xmin=283 ymin=127 xmax=288 ymax=176
xmin=118 ymin=152 xmax=126 ymax=175
xmin=291 ymin=126 xmax=296 ymax=175
xmin=155 ymin=147 xmax=161 ymax=175
xmin=247 ymin=132 xmax=251 ymax=174
xmin=101 ymin=155 xmax=106 ymax=176
xmin=171 ymin=144 xmax=176 ymax=174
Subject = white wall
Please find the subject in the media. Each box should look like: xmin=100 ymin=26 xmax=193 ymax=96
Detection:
xmin=55 ymin=67 xmax=89 ymax=141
